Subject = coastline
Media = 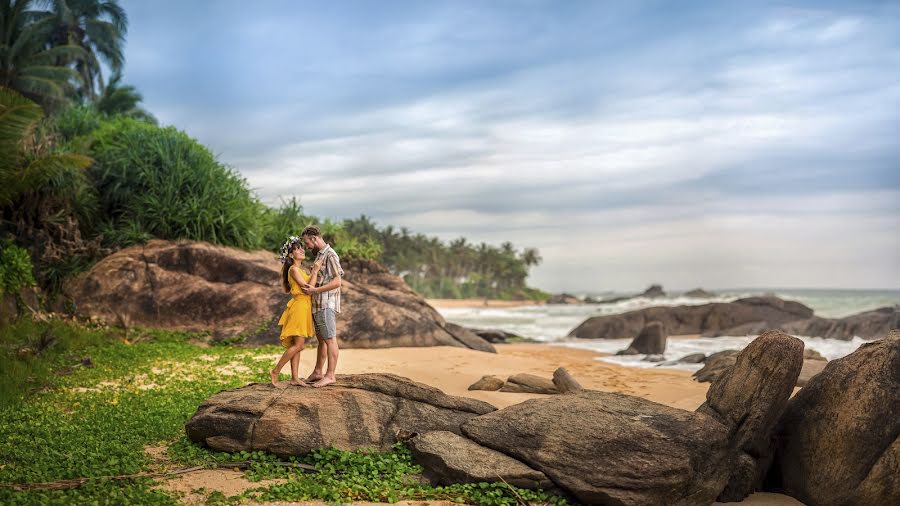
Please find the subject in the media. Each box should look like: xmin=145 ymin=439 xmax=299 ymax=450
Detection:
xmin=427 ymin=298 xmax=544 ymax=309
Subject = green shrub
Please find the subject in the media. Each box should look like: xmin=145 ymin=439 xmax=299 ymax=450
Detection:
xmin=52 ymin=105 xmax=106 ymax=142
xmin=0 ymin=241 xmax=36 ymax=296
xmin=87 ymin=118 xmax=266 ymax=249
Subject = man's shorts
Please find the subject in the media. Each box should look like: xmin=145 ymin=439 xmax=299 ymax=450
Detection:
xmin=314 ymin=308 xmax=337 ymax=340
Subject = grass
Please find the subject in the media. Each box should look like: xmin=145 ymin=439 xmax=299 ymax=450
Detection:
xmin=0 ymin=318 xmax=569 ymax=505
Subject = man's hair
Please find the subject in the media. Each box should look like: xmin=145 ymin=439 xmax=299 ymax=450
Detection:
xmin=301 ymin=225 xmax=321 ymax=238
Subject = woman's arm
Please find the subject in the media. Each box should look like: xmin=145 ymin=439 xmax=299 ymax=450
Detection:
xmin=289 ymin=265 xmax=306 ymax=287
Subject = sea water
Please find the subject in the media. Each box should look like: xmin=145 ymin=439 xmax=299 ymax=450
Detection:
xmin=435 ymin=288 xmax=900 ymax=371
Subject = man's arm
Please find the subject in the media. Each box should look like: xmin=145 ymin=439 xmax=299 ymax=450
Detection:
xmin=314 ymin=276 xmax=341 ymax=293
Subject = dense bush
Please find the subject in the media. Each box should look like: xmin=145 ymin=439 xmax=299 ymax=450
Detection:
xmin=0 ymin=241 xmax=35 ymax=296
xmin=87 ymin=118 xmax=266 ymax=249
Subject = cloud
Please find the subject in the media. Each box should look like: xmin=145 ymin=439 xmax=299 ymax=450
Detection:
xmin=120 ymin=0 xmax=900 ymax=290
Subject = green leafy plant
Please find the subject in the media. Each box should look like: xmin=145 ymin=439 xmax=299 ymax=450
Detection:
xmin=0 ymin=240 xmax=35 ymax=296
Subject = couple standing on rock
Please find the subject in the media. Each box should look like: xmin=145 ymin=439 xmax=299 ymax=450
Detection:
xmin=270 ymin=225 xmax=344 ymax=388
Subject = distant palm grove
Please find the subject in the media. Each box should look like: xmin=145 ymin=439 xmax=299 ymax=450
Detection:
xmin=0 ymin=0 xmax=544 ymax=302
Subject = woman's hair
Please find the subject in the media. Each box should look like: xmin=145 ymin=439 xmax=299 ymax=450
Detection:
xmin=281 ymin=240 xmax=302 ymax=292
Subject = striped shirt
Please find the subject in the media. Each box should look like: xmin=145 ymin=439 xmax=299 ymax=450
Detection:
xmin=312 ymin=245 xmax=344 ymax=314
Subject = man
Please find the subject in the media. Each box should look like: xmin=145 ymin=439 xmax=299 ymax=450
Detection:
xmin=300 ymin=225 xmax=343 ymax=387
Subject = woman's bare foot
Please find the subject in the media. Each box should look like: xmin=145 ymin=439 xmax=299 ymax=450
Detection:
xmin=304 ymin=374 xmax=324 ymax=383
xmin=290 ymin=379 xmax=308 ymax=387
xmin=312 ymin=376 xmax=336 ymax=388
xmin=270 ymin=369 xmax=280 ymax=386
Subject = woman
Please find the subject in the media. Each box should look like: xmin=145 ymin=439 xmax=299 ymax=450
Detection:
xmin=270 ymin=235 xmax=322 ymax=386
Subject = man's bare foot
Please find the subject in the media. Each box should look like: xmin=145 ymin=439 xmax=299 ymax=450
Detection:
xmin=269 ymin=369 xmax=279 ymax=386
xmin=304 ymin=374 xmax=324 ymax=383
xmin=289 ymin=379 xmax=308 ymax=387
xmin=312 ymin=376 xmax=336 ymax=388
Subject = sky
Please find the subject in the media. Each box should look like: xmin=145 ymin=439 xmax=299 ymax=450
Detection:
xmin=119 ymin=0 xmax=900 ymax=292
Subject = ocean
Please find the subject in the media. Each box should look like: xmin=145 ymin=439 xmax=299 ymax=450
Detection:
xmin=435 ymin=288 xmax=900 ymax=372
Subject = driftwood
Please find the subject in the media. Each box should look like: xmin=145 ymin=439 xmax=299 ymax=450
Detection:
xmin=552 ymin=367 xmax=583 ymax=393
xmin=0 ymin=460 xmax=317 ymax=492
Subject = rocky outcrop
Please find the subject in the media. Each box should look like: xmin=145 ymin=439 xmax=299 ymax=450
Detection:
xmin=598 ymin=284 xmax=668 ymax=304
xmin=678 ymin=353 xmax=707 ymax=363
xmin=571 ymin=296 xmax=813 ymax=339
xmin=693 ymin=350 xmax=740 ymax=383
xmin=185 ymin=374 xmax=496 ymax=455
xmin=468 ymin=375 xmax=504 ymax=392
xmin=66 ymin=241 xmax=494 ymax=352
xmin=547 ymin=293 xmax=581 ymax=305
xmin=616 ymin=321 xmax=666 ymax=355
xmin=461 ymin=391 xmax=732 ymax=505
xmin=696 ymin=331 xmax=804 ymax=502
xmin=458 ymin=326 xmax=524 ymax=344
xmin=407 ymin=431 xmax=554 ymax=490
xmin=768 ymin=330 xmax=900 ymax=506
xmin=499 ymin=373 xmax=558 ymax=394
xmin=778 ymin=306 xmax=900 ymax=341
xmin=684 ymin=288 xmax=716 ymax=298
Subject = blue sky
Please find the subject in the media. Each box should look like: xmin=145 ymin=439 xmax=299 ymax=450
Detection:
xmin=120 ymin=0 xmax=900 ymax=291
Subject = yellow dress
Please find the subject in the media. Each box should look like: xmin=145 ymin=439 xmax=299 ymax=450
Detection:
xmin=278 ymin=267 xmax=315 ymax=346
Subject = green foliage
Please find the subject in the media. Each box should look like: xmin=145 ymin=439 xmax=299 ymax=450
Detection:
xmin=52 ymin=103 xmax=105 ymax=141
xmin=94 ymin=70 xmax=155 ymax=123
xmin=0 ymin=318 xmax=567 ymax=505
xmin=0 ymin=240 xmax=35 ymax=296
xmin=87 ymin=118 xmax=266 ymax=249
xmin=259 ymin=196 xmax=312 ymax=251
xmin=320 ymin=220 xmax=383 ymax=262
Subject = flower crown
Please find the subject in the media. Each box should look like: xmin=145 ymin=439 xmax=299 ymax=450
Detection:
xmin=279 ymin=235 xmax=302 ymax=264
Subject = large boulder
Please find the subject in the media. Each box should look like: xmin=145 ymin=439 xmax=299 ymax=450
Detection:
xmin=186 ymin=374 xmax=496 ymax=455
xmin=461 ymin=391 xmax=732 ymax=505
xmin=617 ymin=321 xmax=666 ymax=355
xmin=696 ymin=331 xmax=804 ymax=502
xmin=570 ymin=296 xmax=813 ymax=339
xmin=778 ymin=306 xmax=900 ymax=340
xmin=65 ymin=241 xmax=494 ymax=351
xmin=640 ymin=284 xmax=666 ymax=298
xmin=768 ymin=330 xmax=900 ymax=505
xmin=407 ymin=431 xmax=554 ymax=490
xmin=468 ymin=375 xmax=504 ymax=391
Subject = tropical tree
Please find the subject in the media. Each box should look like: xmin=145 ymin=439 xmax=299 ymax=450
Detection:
xmin=0 ymin=86 xmax=91 ymax=205
xmin=39 ymin=0 xmax=127 ymax=99
xmin=0 ymin=0 xmax=87 ymax=107
xmin=94 ymin=70 xmax=155 ymax=122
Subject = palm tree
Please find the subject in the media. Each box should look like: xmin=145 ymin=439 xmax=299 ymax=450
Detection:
xmin=0 ymin=86 xmax=91 ymax=205
xmin=94 ymin=70 xmax=154 ymax=122
xmin=0 ymin=0 xmax=87 ymax=107
xmin=41 ymin=0 xmax=127 ymax=99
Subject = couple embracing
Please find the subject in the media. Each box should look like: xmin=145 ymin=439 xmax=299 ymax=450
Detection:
xmin=270 ymin=225 xmax=344 ymax=388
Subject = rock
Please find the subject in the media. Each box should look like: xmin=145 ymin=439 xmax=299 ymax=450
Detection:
xmin=547 ymin=293 xmax=581 ymax=304
xmin=625 ymin=321 xmax=666 ymax=354
xmin=778 ymin=306 xmax=900 ymax=340
xmin=642 ymin=354 xmax=665 ymax=362
xmin=795 ymin=359 xmax=826 ymax=387
xmin=407 ymin=431 xmax=553 ymax=490
xmin=704 ymin=321 xmax=768 ymax=337
xmin=583 ymin=296 xmax=602 ymax=304
xmin=551 ymin=367 xmax=583 ymax=393
xmin=462 ymin=391 xmax=732 ymax=505
xmin=678 ymin=353 xmax=707 ymax=364
xmin=468 ymin=375 xmax=504 ymax=392
xmin=640 ymin=284 xmax=666 ymax=298
xmin=693 ymin=350 xmax=740 ymax=383
xmin=66 ymin=241 xmax=494 ymax=352
xmin=802 ymin=348 xmax=826 ymax=361
xmin=684 ymin=288 xmax=716 ymax=298
xmin=185 ymin=373 xmax=496 ymax=455
xmin=499 ymin=373 xmax=558 ymax=394
xmin=571 ymin=296 xmax=813 ymax=339
xmin=464 ymin=327 xmax=523 ymax=344
xmin=615 ymin=347 xmax=639 ymax=356
xmin=440 ymin=323 xmax=497 ymax=354
xmin=696 ymin=331 xmax=804 ymax=502
xmin=769 ymin=330 xmax=900 ymax=506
